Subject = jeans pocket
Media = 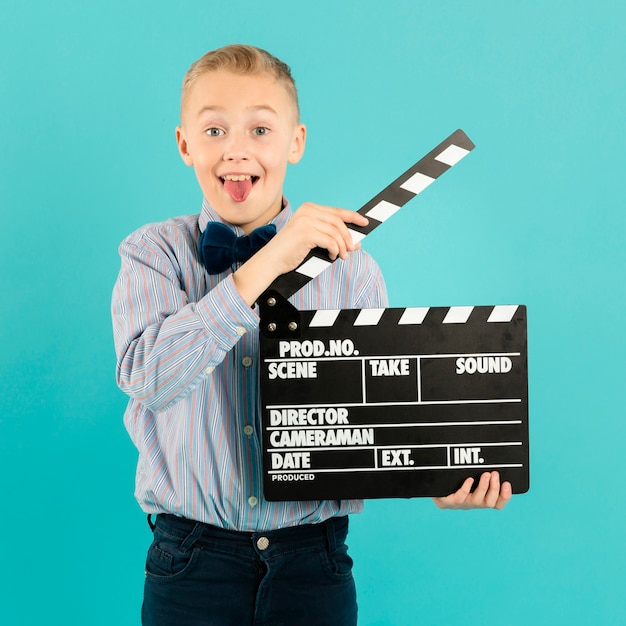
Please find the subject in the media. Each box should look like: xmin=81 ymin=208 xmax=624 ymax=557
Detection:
xmin=145 ymin=530 xmax=200 ymax=582
xmin=320 ymin=542 xmax=354 ymax=581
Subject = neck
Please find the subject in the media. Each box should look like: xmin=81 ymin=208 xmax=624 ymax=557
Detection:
xmin=241 ymin=197 xmax=284 ymax=235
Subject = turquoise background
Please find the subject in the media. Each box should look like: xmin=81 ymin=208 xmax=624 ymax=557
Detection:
xmin=1 ymin=0 xmax=624 ymax=624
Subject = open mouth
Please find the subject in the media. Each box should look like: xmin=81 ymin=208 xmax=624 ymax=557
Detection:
xmin=220 ymin=174 xmax=259 ymax=202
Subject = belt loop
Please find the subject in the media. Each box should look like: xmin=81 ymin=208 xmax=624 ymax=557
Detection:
xmin=180 ymin=522 xmax=205 ymax=554
xmin=147 ymin=514 xmax=156 ymax=532
xmin=325 ymin=517 xmax=337 ymax=553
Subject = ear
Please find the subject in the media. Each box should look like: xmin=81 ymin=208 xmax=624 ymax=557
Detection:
xmin=287 ymin=123 xmax=307 ymax=164
xmin=175 ymin=126 xmax=194 ymax=166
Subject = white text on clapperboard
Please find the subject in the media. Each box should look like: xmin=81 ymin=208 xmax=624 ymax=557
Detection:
xmin=265 ymin=338 xmax=521 ymax=482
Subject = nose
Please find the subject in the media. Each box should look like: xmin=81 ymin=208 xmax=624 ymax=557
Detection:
xmin=223 ymin=130 xmax=249 ymax=161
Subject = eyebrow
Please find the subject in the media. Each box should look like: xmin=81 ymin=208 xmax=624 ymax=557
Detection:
xmin=196 ymin=104 xmax=279 ymax=119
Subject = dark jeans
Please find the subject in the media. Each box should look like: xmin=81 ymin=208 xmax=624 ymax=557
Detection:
xmin=142 ymin=513 xmax=358 ymax=626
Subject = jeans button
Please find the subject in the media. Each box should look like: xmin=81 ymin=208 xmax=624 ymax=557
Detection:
xmin=256 ymin=537 xmax=270 ymax=551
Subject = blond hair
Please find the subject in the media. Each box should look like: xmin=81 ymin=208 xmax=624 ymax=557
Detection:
xmin=181 ymin=44 xmax=300 ymax=119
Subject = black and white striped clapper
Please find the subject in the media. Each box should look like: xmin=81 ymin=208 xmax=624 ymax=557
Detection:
xmin=258 ymin=130 xmax=529 ymax=500
xmin=265 ymin=128 xmax=477 ymax=300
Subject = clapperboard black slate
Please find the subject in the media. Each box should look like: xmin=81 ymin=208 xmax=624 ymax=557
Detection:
xmin=258 ymin=130 xmax=529 ymax=500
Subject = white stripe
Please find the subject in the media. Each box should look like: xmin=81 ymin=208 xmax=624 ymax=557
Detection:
xmin=488 ymin=305 xmax=519 ymax=323
xmin=400 ymin=172 xmax=435 ymax=195
xmin=347 ymin=228 xmax=366 ymax=245
xmin=268 ymin=398 xmax=521 ymax=409
xmin=354 ymin=308 xmax=385 ymax=326
xmin=365 ymin=200 xmax=401 ymax=222
xmin=435 ymin=144 xmax=470 ymax=166
xmin=267 ymin=421 xmax=522 ymax=431
xmin=443 ymin=306 xmax=474 ymax=324
xmin=269 ymin=464 xmax=524 ymax=474
xmin=398 ymin=307 xmax=430 ymax=325
xmin=296 ymin=256 xmax=331 ymax=278
xmin=309 ymin=309 xmax=341 ymax=327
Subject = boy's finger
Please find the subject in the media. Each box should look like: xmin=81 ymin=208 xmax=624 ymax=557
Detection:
xmin=344 ymin=209 xmax=369 ymax=226
xmin=432 ymin=476 xmax=472 ymax=508
xmin=320 ymin=213 xmax=363 ymax=256
xmin=294 ymin=204 xmax=368 ymax=258
xmin=470 ymin=472 xmax=492 ymax=503
xmin=495 ymin=481 xmax=513 ymax=510
xmin=333 ymin=212 xmax=368 ymax=250
xmin=450 ymin=477 xmax=475 ymax=507
xmin=318 ymin=205 xmax=368 ymax=226
xmin=311 ymin=221 xmax=351 ymax=260
xmin=483 ymin=471 xmax=501 ymax=508
xmin=325 ymin=237 xmax=342 ymax=261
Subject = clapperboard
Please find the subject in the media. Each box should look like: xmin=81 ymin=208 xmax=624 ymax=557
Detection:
xmin=258 ymin=130 xmax=529 ymax=500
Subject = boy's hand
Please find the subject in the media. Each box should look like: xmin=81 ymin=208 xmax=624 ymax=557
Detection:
xmin=432 ymin=471 xmax=512 ymax=510
xmin=268 ymin=202 xmax=368 ymax=275
xmin=234 ymin=203 xmax=368 ymax=305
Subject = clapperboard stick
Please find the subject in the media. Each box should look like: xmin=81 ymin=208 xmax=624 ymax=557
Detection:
xmin=262 ymin=129 xmax=475 ymax=302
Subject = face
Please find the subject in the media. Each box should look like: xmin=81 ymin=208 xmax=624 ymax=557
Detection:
xmin=176 ymin=70 xmax=306 ymax=234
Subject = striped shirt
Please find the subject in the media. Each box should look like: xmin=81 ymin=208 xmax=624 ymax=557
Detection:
xmin=112 ymin=199 xmax=388 ymax=531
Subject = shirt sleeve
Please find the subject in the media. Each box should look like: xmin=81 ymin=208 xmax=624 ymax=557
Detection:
xmin=111 ymin=230 xmax=258 ymax=412
xmin=349 ymin=250 xmax=390 ymax=309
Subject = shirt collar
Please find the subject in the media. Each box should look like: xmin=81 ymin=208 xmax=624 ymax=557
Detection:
xmin=198 ymin=198 xmax=293 ymax=235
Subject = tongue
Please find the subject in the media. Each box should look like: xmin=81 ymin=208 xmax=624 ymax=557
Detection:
xmin=223 ymin=178 xmax=253 ymax=202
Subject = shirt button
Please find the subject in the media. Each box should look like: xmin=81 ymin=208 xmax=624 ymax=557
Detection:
xmin=256 ymin=537 xmax=270 ymax=551
xmin=236 ymin=326 xmax=247 ymax=336
xmin=204 ymin=366 xmax=214 ymax=375
xmin=242 ymin=356 xmax=253 ymax=367
xmin=243 ymin=425 xmax=254 ymax=437
xmin=248 ymin=496 xmax=258 ymax=507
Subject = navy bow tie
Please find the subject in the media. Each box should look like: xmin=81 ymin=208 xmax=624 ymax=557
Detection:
xmin=198 ymin=221 xmax=277 ymax=274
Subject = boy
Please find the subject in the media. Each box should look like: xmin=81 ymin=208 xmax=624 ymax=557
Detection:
xmin=112 ymin=44 xmax=511 ymax=626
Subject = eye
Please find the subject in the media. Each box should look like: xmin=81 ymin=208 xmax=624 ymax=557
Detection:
xmin=253 ymin=127 xmax=270 ymax=136
xmin=205 ymin=127 xmax=224 ymax=137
